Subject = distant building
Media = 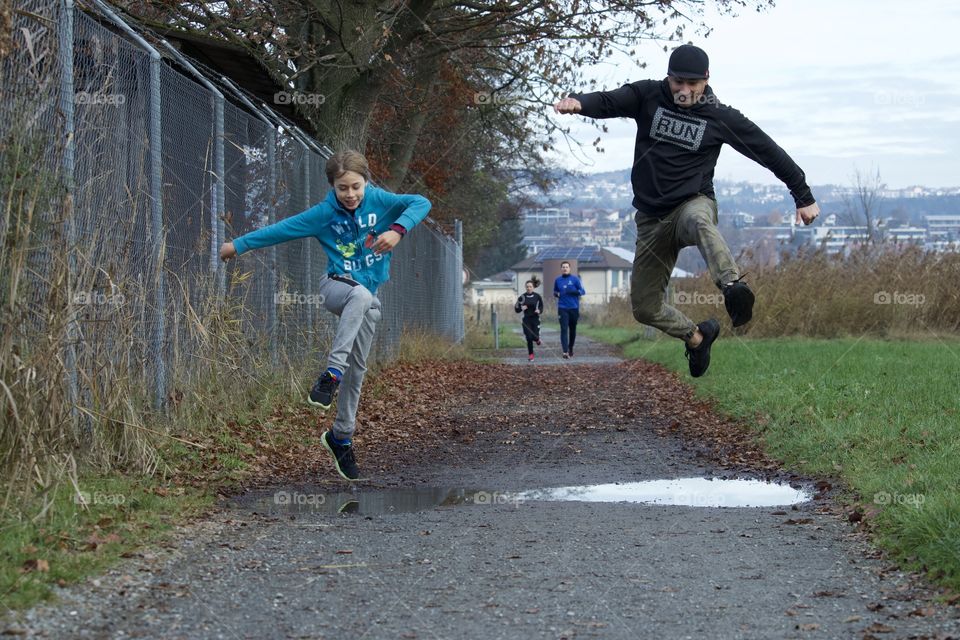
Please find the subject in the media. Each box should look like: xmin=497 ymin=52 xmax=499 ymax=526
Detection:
xmin=523 ymin=207 xmax=570 ymax=224
xmin=732 ymin=212 xmax=755 ymax=228
xmin=924 ymin=215 xmax=960 ymax=241
xmin=796 ymin=225 xmax=871 ymax=254
xmin=886 ymin=227 xmax=927 ymax=244
xmin=465 ymin=272 xmax=517 ymax=306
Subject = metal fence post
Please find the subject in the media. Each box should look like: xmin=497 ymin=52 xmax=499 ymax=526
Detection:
xmin=215 ymin=94 xmax=225 ymax=296
xmin=149 ymin=51 xmax=166 ymax=409
xmin=454 ymin=218 xmax=464 ymax=343
xmin=267 ymin=126 xmax=278 ymax=366
xmin=211 ymin=74 xmax=280 ymax=363
xmin=302 ymin=149 xmax=313 ymax=353
xmin=59 ymin=0 xmax=80 ymax=424
xmin=89 ymin=0 xmax=166 ymax=410
xmin=156 ymin=40 xmax=225 ymax=297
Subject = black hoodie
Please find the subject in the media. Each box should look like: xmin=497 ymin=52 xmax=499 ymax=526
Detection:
xmin=571 ymin=79 xmax=815 ymax=217
xmin=515 ymin=292 xmax=544 ymax=318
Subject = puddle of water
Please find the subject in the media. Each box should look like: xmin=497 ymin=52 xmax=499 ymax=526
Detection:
xmin=228 ymin=478 xmax=810 ymax=516
xmin=228 ymin=487 xmax=477 ymax=516
xmin=513 ymin=478 xmax=811 ymax=508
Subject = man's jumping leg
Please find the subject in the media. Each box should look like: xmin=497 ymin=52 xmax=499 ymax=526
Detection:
xmin=631 ymin=211 xmax=720 ymax=377
xmin=675 ymin=196 xmax=754 ymax=327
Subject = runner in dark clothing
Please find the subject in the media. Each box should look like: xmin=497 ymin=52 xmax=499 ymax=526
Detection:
xmin=553 ymin=44 xmax=820 ymax=377
xmin=514 ymin=278 xmax=544 ymax=361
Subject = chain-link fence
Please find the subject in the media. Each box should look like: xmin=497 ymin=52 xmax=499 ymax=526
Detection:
xmin=2 ymin=0 xmax=465 ymax=422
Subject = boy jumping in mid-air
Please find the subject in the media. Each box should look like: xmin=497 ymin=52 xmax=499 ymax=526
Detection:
xmin=220 ymin=150 xmax=430 ymax=480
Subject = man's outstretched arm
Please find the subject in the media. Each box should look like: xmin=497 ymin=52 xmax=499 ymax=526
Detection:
xmin=720 ymin=109 xmax=820 ymax=225
xmin=554 ymin=82 xmax=651 ymax=119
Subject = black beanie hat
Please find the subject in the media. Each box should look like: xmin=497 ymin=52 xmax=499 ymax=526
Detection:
xmin=668 ymin=45 xmax=710 ymax=80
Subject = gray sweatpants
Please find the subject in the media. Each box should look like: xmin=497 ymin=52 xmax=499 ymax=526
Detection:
xmin=317 ymin=275 xmax=382 ymax=440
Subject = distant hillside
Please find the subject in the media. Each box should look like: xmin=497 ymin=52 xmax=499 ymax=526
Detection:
xmin=532 ymin=170 xmax=960 ymax=223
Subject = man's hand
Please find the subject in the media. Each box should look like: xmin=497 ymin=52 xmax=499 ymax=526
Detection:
xmin=369 ymin=230 xmax=402 ymax=254
xmin=553 ymin=97 xmax=582 ymax=114
xmin=796 ymin=203 xmax=821 ymax=226
xmin=521 ymin=304 xmax=528 ymax=311
xmin=219 ymin=241 xmax=236 ymax=262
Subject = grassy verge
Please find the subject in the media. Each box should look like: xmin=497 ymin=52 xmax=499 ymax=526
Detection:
xmin=1 ymin=330 xmax=467 ymax=612
xmin=464 ymin=322 xmax=531 ymax=350
xmin=0 ymin=478 xmax=212 ymax=610
xmin=584 ymin=325 xmax=960 ymax=591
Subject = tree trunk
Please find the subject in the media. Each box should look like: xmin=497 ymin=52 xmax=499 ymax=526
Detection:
xmin=384 ymin=57 xmax=441 ymax=190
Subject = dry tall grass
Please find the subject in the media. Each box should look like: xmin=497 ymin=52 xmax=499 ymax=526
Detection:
xmin=586 ymin=245 xmax=960 ymax=338
xmin=0 ymin=134 xmax=322 ymax=515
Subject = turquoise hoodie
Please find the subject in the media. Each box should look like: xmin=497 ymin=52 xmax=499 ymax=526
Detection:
xmin=232 ymin=185 xmax=431 ymax=293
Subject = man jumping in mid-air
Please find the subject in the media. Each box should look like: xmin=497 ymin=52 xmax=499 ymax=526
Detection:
xmin=554 ymin=44 xmax=820 ymax=377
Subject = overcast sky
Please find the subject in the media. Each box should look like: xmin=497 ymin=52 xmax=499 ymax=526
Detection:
xmin=548 ymin=0 xmax=960 ymax=189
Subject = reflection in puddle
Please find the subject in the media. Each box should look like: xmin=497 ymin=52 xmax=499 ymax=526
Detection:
xmin=228 ymin=478 xmax=810 ymax=515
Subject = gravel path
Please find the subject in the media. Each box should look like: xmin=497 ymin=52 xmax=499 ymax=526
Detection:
xmin=12 ymin=337 xmax=960 ymax=639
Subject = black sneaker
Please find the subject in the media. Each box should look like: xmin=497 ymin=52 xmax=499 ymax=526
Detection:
xmin=321 ymin=430 xmax=363 ymax=481
xmin=685 ymin=319 xmax=720 ymax=378
xmin=722 ymin=276 xmax=755 ymax=327
xmin=308 ymin=372 xmax=339 ymax=410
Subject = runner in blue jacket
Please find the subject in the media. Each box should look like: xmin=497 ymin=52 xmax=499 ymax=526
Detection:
xmin=220 ymin=150 xmax=430 ymax=481
xmin=553 ymin=261 xmax=586 ymax=359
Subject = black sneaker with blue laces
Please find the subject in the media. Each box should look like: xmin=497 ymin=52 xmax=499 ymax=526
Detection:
xmin=685 ymin=318 xmax=720 ymax=378
xmin=308 ymin=372 xmax=339 ymax=410
xmin=321 ymin=430 xmax=363 ymax=481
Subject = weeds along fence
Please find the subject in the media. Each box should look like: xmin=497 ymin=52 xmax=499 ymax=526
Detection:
xmin=0 ymin=0 xmax=464 ymax=502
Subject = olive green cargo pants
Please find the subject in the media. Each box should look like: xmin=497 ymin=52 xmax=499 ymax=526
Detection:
xmin=630 ymin=195 xmax=739 ymax=340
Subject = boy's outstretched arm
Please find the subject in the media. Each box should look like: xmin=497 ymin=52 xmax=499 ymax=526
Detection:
xmin=220 ymin=205 xmax=325 ymax=261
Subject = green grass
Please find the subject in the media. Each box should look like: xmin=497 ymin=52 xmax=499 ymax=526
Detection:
xmin=465 ymin=322 xmax=535 ymax=350
xmin=0 ymin=477 xmax=212 ymax=610
xmin=585 ymin=326 xmax=960 ymax=591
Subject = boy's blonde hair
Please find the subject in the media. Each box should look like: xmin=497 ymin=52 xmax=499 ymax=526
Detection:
xmin=325 ymin=150 xmax=371 ymax=185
